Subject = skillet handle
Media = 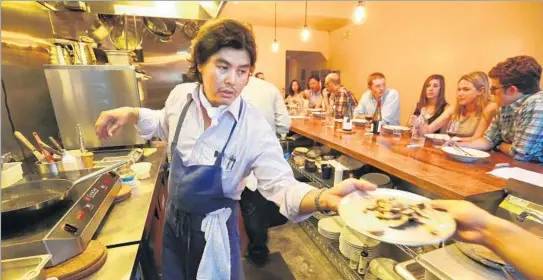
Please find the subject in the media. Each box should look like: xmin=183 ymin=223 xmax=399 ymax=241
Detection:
xmin=73 ymin=160 xmax=129 ymax=185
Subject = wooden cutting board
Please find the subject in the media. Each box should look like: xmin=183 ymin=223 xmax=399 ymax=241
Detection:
xmin=45 ymin=240 xmax=107 ymax=280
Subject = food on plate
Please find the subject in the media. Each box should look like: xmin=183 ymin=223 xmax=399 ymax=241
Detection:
xmin=363 ymin=197 xmax=440 ymax=235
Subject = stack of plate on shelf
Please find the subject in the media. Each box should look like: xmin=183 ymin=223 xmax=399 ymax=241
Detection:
xmin=312 ymin=210 xmax=338 ymax=220
xmin=339 ymin=226 xmax=381 ymax=262
xmin=317 ymin=216 xmax=345 ymax=240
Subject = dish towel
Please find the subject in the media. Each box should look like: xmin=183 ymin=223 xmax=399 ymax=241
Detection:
xmin=196 ymin=207 xmax=232 ymax=280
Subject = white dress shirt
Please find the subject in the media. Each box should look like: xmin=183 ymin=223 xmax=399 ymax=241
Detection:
xmin=241 ymin=77 xmax=291 ymax=191
xmin=137 ymin=83 xmax=314 ymax=222
xmin=241 ymin=77 xmax=291 ymax=135
xmin=354 ymin=88 xmax=401 ymax=125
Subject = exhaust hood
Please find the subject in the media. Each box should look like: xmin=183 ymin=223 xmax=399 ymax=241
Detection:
xmin=85 ymin=1 xmax=226 ymax=20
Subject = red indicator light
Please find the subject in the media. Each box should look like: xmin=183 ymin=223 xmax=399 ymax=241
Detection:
xmin=76 ymin=211 xmax=86 ymax=220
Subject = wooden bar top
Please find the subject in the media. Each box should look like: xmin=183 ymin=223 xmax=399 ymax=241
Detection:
xmin=290 ymin=118 xmax=543 ymax=200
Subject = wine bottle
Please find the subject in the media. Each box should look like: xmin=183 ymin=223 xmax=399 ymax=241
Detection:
xmin=372 ymin=100 xmax=382 ymax=134
xmin=342 ymin=99 xmax=353 ymax=131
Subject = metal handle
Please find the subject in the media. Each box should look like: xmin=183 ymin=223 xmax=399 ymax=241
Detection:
xmin=73 ymin=160 xmax=128 ymax=185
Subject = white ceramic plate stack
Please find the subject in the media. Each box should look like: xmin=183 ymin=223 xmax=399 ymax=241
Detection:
xmin=317 ymin=216 xmax=345 ymax=240
xmin=339 ymin=226 xmax=381 ymax=262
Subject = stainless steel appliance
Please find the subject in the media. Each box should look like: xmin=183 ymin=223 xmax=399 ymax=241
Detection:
xmin=44 ymin=65 xmax=146 ymax=150
xmin=1 ymin=169 xmax=121 ymax=266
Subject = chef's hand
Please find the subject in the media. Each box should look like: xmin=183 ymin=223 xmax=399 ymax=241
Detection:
xmin=322 ymin=178 xmax=377 ymax=212
xmin=95 ymin=107 xmax=139 ymax=140
xmin=431 ymin=200 xmax=496 ymax=245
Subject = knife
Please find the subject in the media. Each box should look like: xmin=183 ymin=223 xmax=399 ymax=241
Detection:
xmin=33 ymin=132 xmax=55 ymax=163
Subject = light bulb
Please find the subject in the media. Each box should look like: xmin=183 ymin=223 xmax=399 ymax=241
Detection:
xmin=352 ymin=4 xmax=366 ymax=25
xmin=301 ymin=26 xmax=310 ymax=42
xmin=272 ymin=40 xmax=280 ymax=53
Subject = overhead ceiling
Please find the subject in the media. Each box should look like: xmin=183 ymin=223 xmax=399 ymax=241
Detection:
xmin=220 ymin=1 xmax=359 ymax=31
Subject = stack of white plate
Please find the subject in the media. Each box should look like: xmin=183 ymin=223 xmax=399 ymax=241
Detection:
xmin=339 ymin=226 xmax=381 ymax=262
xmin=317 ymin=216 xmax=345 ymax=240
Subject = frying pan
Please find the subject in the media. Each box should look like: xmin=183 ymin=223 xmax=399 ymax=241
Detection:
xmin=1 ymin=160 xmax=128 ymax=216
xmin=143 ymin=17 xmax=176 ymax=42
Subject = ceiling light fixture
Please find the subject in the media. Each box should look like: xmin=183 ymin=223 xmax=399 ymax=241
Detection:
xmin=301 ymin=1 xmax=309 ymax=42
xmin=272 ymin=2 xmax=279 ymax=53
xmin=352 ymin=0 xmax=367 ymax=25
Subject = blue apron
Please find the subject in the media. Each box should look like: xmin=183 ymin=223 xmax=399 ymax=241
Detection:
xmin=162 ymin=87 xmax=244 ymax=280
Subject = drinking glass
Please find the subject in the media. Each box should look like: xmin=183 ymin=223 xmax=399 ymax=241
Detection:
xmin=392 ymin=128 xmax=402 ymax=141
xmin=447 ymin=121 xmax=460 ymax=138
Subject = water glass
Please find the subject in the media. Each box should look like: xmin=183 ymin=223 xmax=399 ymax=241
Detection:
xmin=365 ymin=121 xmax=373 ymax=133
xmin=392 ymin=128 xmax=402 ymax=141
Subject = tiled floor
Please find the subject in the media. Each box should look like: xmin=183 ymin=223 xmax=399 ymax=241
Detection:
xmin=265 ymin=223 xmax=343 ymax=280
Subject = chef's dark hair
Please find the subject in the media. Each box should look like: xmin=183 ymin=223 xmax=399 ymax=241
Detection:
xmin=188 ymin=18 xmax=257 ymax=83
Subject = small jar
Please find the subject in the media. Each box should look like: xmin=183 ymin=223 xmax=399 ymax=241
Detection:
xmin=305 ymin=158 xmax=317 ymax=173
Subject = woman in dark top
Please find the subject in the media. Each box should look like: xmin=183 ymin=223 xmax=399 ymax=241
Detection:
xmin=410 ymin=74 xmax=450 ymax=132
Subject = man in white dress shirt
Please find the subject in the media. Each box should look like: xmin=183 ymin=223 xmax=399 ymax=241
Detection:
xmin=240 ymin=76 xmax=291 ymax=266
xmin=354 ymin=72 xmax=401 ymax=125
xmin=95 ymin=18 xmax=375 ymax=279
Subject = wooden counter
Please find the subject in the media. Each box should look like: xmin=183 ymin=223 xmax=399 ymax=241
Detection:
xmin=290 ymin=118 xmax=543 ymax=200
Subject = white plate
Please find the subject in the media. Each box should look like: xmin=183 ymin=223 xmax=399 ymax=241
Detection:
xmin=306 ymin=108 xmax=323 ymax=112
xmin=441 ymin=146 xmax=490 ymax=163
xmin=338 ymin=189 xmax=456 ymax=246
xmin=425 ymin=134 xmax=462 ymax=142
xmin=352 ymin=119 xmax=368 ymax=123
xmin=382 ymin=125 xmax=410 ymax=132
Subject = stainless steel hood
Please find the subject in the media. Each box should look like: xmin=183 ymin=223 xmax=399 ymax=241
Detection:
xmin=44 ymin=1 xmax=227 ymax=20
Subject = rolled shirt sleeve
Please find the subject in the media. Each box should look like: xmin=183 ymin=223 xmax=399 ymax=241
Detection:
xmin=510 ymin=101 xmax=543 ymax=161
xmin=483 ymin=109 xmax=503 ymax=148
xmin=251 ymin=128 xmax=316 ymax=222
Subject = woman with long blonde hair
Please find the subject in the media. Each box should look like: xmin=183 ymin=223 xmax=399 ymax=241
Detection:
xmin=425 ymin=71 xmax=497 ymax=140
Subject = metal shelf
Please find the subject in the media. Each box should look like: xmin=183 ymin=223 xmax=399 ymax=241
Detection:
xmin=289 ymin=159 xmax=334 ymax=189
xmin=299 ymin=217 xmax=365 ymax=280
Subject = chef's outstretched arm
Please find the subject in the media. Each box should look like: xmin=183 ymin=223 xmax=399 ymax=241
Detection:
xmin=95 ymin=87 xmax=181 ymax=140
xmin=251 ymin=128 xmax=376 ymax=222
xmin=299 ymin=178 xmax=376 ymax=213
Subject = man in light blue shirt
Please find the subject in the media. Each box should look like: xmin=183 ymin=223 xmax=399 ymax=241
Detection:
xmin=354 ymin=72 xmax=401 ymax=125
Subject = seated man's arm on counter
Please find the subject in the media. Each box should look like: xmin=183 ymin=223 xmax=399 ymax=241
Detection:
xmin=432 ymin=200 xmax=543 ymax=280
xmin=354 ymin=92 xmax=369 ymax=116
xmin=508 ymin=99 xmax=543 ymax=161
xmin=458 ymin=112 xmax=498 ymax=151
xmin=382 ymin=89 xmax=400 ymax=125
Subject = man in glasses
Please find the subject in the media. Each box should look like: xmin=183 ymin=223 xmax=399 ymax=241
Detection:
xmin=458 ymin=55 xmax=542 ymax=162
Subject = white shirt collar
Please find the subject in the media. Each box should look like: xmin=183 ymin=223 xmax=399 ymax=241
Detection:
xmin=195 ymin=84 xmax=242 ymax=125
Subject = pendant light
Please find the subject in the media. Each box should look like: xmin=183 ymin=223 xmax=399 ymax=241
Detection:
xmin=301 ymin=1 xmax=309 ymax=42
xmin=272 ymin=2 xmax=279 ymax=52
xmin=352 ymin=0 xmax=367 ymax=25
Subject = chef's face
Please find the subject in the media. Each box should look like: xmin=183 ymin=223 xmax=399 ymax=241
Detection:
xmin=198 ymin=47 xmax=252 ymax=106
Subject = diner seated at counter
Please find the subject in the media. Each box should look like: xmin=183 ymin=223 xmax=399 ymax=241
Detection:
xmin=354 ymin=72 xmax=401 ymax=125
xmin=425 ymin=71 xmax=497 ymax=140
xmin=458 ymin=55 xmax=543 ymax=162
xmin=303 ymin=75 xmax=325 ymax=109
xmin=285 ymin=79 xmax=306 ymax=112
xmin=324 ymin=72 xmax=358 ymax=118
xmin=408 ymin=74 xmax=450 ymax=132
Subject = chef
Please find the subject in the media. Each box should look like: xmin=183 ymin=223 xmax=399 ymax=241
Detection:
xmin=95 ymin=18 xmax=375 ymax=280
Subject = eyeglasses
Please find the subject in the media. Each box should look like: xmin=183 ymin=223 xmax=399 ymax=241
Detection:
xmin=489 ymin=85 xmax=511 ymax=94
